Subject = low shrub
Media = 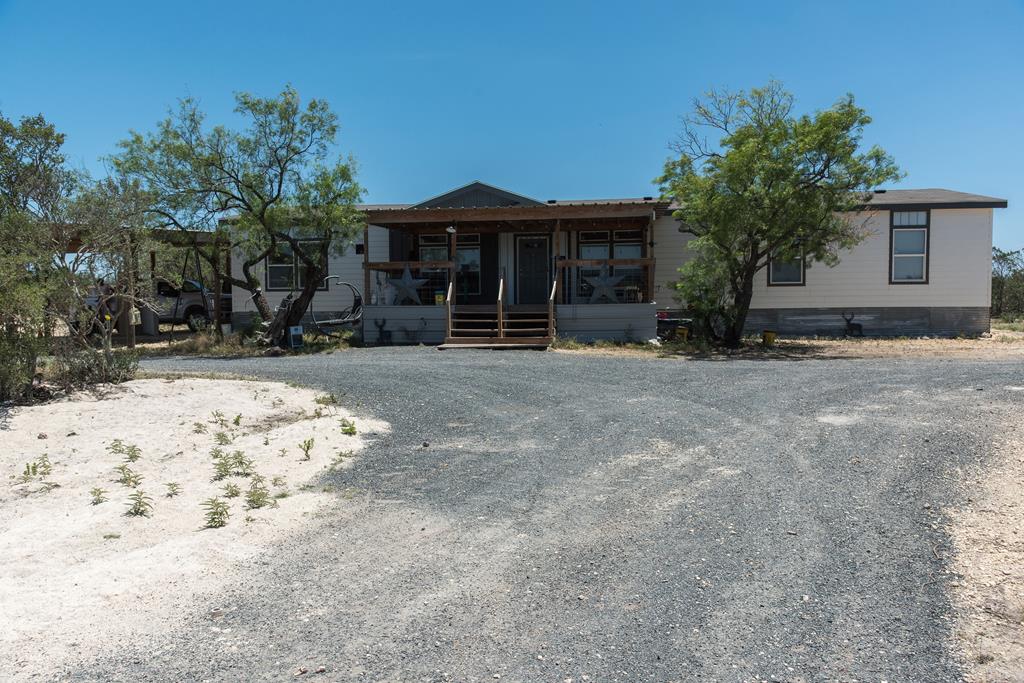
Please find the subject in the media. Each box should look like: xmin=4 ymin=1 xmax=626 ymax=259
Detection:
xmin=49 ymin=349 xmax=138 ymax=391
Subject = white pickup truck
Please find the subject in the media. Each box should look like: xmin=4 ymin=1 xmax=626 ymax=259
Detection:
xmin=153 ymin=279 xmax=230 ymax=331
xmin=78 ymin=279 xmax=228 ymax=334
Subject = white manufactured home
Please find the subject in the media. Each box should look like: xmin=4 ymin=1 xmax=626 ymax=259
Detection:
xmin=230 ymin=182 xmax=1007 ymax=344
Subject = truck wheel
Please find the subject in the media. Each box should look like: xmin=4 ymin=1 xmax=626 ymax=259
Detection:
xmin=185 ymin=308 xmax=211 ymax=332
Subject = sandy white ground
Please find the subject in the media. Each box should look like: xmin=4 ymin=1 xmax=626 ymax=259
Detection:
xmin=949 ymin=420 xmax=1024 ymax=682
xmin=0 ymin=378 xmax=387 ymax=680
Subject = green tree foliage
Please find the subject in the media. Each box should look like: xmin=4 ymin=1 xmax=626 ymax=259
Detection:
xmin=658 ymin=81 xmax=902 ymax=346
xmin=1 ymin=111 xmax=149 ymax=401
xmin=0 ymin=113 xmax=68 ymax=400
xmin=114 ymin=85 xmax=365 ymax=339
xmin=992 ymin=247 xmax=1024 ymax=320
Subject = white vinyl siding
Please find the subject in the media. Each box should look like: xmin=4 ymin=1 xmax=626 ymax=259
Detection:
xmin=651 ymin=215 xmax=697 ymax=306
xmin=231 ymin=226 xmax=389 ymax=315
xmin=744 ymin=208 xmax=992 ymax=308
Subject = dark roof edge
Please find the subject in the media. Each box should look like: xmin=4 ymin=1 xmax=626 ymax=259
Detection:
xmin=850 ymin=200 xmax=1008 ymax=211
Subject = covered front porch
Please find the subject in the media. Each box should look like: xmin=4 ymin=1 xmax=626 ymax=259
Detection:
xmin=358 ymin=183 xmax=669 ymax=347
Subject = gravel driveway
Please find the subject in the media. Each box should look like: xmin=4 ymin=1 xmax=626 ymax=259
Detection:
xmin=81 ymin=349 xmax=1022 ymax=681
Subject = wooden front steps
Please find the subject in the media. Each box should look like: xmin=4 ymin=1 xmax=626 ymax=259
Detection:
xmin=438 ymin=337 xmax=552 ymax=350
xmin=441 ymin=305 xmax=553 ymax=350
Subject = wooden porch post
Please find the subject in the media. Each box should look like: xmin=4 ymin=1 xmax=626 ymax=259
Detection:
xmin=449 ymin=227 xmax=457 ymax=306
xmin=645 ymin=211 xmax=656 ymax=303
xmin=362 ymin=223 xmax=371 ymax=302
xmin=553 ymin=218 xmax=562 ymax=304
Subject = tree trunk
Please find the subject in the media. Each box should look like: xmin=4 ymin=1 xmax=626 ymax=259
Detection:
xmin=723 ymin=266 xmax=757 ymax=348
xmin=210 ymin=244 xmax=224 ymax=341
xmin=285 ymin=266 xmax=327 ymax=328
xmin=250 ymin=287 xmax=273 ymax=321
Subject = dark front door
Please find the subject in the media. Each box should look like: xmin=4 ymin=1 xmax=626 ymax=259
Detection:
xmin=516 ymin=235 xmax=549 ymax=304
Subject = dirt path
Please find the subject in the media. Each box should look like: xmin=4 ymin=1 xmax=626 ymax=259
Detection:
xmin=948 ymin=408 xmax=1024 ymax=681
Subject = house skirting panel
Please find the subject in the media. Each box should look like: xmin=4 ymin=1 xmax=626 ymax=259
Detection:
xmin=555 ymin=303 xmax=657 ymax=342
xmin=361 ymin=305 xmax=447 ymax=345
xmin=744 ymin=307 xmax=990 ymax=337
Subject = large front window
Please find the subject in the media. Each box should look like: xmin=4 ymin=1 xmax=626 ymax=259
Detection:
xmin=418 ymin=234 xmax=449 ymax=300
xmin=575 ymin=229 xmax=644 ymax=301
xmin=577 ymin=236 xmax=609 ymax=298
xmin=891 ymin=211 xmax=929 ymax=284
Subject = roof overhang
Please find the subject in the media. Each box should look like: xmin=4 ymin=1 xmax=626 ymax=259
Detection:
xmin=364 ymin=201 xmax=670 ymax=227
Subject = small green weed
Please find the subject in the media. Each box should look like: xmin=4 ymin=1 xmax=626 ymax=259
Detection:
xmin=299 ymin=437 xmax=315 ymax=460
xmin=114 ymin=464 xmax=142 ymax=488
xmin=102 ymin=533 xmax=120 ymax=540
xmin=192 ymin=422 xmax=208 ymax=434
xmin=35 ymin=454 xmax=53 ymax=476
xmin=202 ymin=498 xmax=230 ymax=528
xmin=122 ymin=443 xmax=142 ymax=462
xmin=230 ymin=450 xmax=254 ymax=476
xmin=211 ymin=410 xmax=228 ymax=428
xmin=271 ymin=475 xmax=286 ymax=487
xmin=223 ymin=482 xmax=241 ymax=498
xmin=90 ymin=487 xmax=108 ymax=505
xmin=21 ymin=461 xmax=38 ymax=480
xmin=314 ymin=393 xmax=338 ymax=406
xmin=245 ymin=474 xmax=272 ymax=510
xmin=213 ymin=431 xmax=232 ymax=446
xmin=330 ymin=450 xmax=354 ymax=470
xmin=125 ymin=490 xmax=153 ymax=517
xmin=165 ymin=482 xmax=182 ymax=497
xmin=232 ymin=413 xmax=242 ymax=426
xmin=338 ymin=418 xmax=357 ymax=436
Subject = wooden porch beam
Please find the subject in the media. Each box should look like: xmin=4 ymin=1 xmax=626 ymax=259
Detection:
xmin=364 ymin=260 xmax=456 ymax=270
xmin=556 ymin=258 xmax=655 ymax=268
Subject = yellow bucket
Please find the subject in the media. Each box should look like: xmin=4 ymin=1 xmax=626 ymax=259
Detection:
xmin=761 ymin=330 xmax=777 ymax=347
xmin=675 ymin=326 xmax=689 ymax=342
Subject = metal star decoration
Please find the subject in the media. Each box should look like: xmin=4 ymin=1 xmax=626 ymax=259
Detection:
xmin=388 ymin=265 xmax=428 ymax=305
xmin=584 ymin=265 xmax=624 ymax=304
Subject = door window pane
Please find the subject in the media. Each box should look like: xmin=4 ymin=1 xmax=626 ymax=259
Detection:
xmin=456 ymin=246 xmax=481 ymax=296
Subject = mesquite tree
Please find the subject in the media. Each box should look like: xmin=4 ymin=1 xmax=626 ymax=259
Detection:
xmin=658 ymin=81 xmax=902 ymax=347
xmin=114 ymin=86 xmax=364 ymax=340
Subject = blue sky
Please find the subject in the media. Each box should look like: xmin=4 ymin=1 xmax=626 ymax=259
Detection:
xmin=1 ymin=0 xmax=1021 ymax=249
